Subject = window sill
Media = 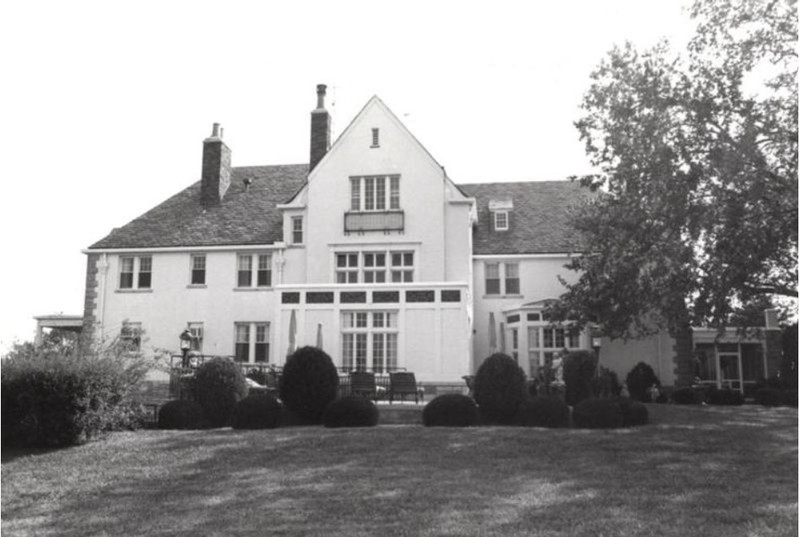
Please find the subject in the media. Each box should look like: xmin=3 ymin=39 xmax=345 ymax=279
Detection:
xmin=233 ymin=287 xmax=273 ymax=292
xmin=116 ymin=289 xmax=153 ymax=293
xmin=482 ymin=294 xmax=524 ymax=299
xmin=288 ymin=243 xmax=305 ymax=248
xmin=187 ymin=284 xmax=207 ymax=289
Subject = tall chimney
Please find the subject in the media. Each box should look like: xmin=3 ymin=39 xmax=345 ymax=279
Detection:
xmin=201 ymin=122 xmax=232 ymax=207
xmin=309 ymin=84 xmax=331 ymax=172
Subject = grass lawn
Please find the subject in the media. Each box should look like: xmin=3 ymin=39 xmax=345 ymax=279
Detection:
xmin=2 ymin=404 xmax=797 ymax=537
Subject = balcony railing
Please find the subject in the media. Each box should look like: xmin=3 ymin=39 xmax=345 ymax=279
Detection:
xmin=344 ymin=210 xmax=404 ymax=233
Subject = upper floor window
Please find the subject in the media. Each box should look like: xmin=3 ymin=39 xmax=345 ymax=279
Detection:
xmin=237 ymin=253 xmax=272 ymax=288
xmin=336 ymin=253 xmax=360 ymax=283
xmin=350 ymin=175 xmax=401 ymax=212
xmin=234 ymin=322 xmax=270 ymax=363
xmin=291 ymin=216 xmax=304 ymax=245
xmin=336 ymin=251 xmax=414 ymax=284
xmin=485 ymin=262 xmax=520 ymax=295
xmin=120 ymin=256 xmax=151 ymax=289
xmin=190 ymin=254 xmax=206 ymax=285
xmin=494 ymin=211 xmax=509 ymax=231
xmin=371 ymin=128 xmax=380 ymax=148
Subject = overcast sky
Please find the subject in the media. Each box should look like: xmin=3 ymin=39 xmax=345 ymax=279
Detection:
xmin=0 ymin=0 xmax=696 ymax=352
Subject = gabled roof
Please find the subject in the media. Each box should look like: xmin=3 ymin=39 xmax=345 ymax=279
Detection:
xmin=459 ymin=180 xmax=593 ymax=255
xmin=89 ymin=164 xmax=308 ymax=249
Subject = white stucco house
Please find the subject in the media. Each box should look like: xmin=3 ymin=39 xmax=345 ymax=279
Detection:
xmin=81 ymin=85 xmax=781 ymax=392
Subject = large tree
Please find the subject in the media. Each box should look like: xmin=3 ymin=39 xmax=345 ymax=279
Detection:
xmin=548 ymin=0 xmax=797 ymax=386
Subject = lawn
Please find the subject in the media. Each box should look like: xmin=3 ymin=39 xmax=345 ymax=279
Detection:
xmin=2 ymin=404 xmax=797 ymax=537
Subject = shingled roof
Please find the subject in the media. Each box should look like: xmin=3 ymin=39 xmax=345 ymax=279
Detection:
xmin=89 ymin=164 xmax=308 ymax=249
xmin=459 ymin=181 xmax=593 ymax=255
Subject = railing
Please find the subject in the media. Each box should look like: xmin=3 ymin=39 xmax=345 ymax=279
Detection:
xmin=344 ymin=210 xmax=404 ymax=233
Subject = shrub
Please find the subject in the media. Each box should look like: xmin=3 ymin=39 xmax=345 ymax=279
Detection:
xmin=783 ymin=390 xmax=798 ymax=407
xmin=423 ymin=394 xmax=478 ymax=427
xmin=279 ymin=346 xmax=339 ymax=424
xmin=157 ymin=399 xmax=205 ymax=429
xmin=591 ymin=366 xmax=622 ymax=399
xmin=515 ymin=396 xmax=570 ymax=428
xmin=754 ymin=388 xmax=785 ymax=407
xmin=192 ymin=357 xmax=249 ymax=427
xmin=671 ymin=387 xmax=705 ymax=405
xmin=572 ymin=398 xmax=623 ymax=429
xmin=626 ymin=362 xmax=661 ymax=402
xmin=322 ymin=396 xmax=379 ymax=428
xmin=231 ymin=394 xmax=282 ymax=429
xmin=105 ymin=401 xmax=149 ymax=431
xmin=473 ymin=353 xmax=527 ymax=424
xmin=563 ymin=350 xmax=598 ymax=406
xmin=616 ymin=397 xmax=649 ymax=427
xmin=245 ymin=368 xmax=268 ymax=386
xmin=706 ymin=388 xmax=744 ymax=406
xmin=1 ymin=341 xmax=151 ymax=448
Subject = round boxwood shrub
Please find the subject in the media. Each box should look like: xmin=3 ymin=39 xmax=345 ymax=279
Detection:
xmin=572 ymin=398 xmax=624 ymax=429
xmin=515 ymin=396 xmax=570 ymax=428
xmin=615 ymin=397 xmax=649 ymax=427
xmin=563 ymin=350 xmax=597 ymax=406
xmin=192 ymin=357 xmax=249 ymax=427
xmin=423 ymin=394 xmax=479 ymax=427
xmin=231 ymin=393 xmax=282 ymax=429
xmin=158 ymin=399 xmax=205 ymax=430
xmin=626 ymin=362 xmax=661 ymax=402
xmin=754 ymin=388 xmax=785 ymax=407
xmin=706 ymin=388 xmax=744 ymax=406
xmin=473 ymin=353 xmax=527 ymax=425
xmin=322 ymin=396 xmax=379 ymax=428
xmin=279 ymin=346 xmax=339 ymax=424
xmin=671 ymin=387 xmax=704 ymax=405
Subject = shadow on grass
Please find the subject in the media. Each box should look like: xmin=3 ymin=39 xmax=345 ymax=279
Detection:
xmin=3 ymin=405 xmax=797 ymax=537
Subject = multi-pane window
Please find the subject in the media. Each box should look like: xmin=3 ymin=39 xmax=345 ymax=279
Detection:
xmin=119 ymin=256 xmax=152 ymax=289
xmin=234 ymin=322 xmax=270 ymax=363
xmin=528 ymin=324 xmax=580 ymax=378
xmin=494 ymin=211 xmax=509 ymax=231
xmin=390 ymin=252 xmax=414 ymax=282
xmin=371 ymin=128 xmax=380 ymax=147
xmin=349 ymin=175 xmax=401 ymax=211
xmin=336 ymin=253 xmax=360 ymax=283
xmin=342 ymin=311 xmax=398 ymax=372
xmin=191 ymin=255 xmax=206 ymax=285
xmin=364 ymin=252 xmax=387 ymax=283
xmin=511 ymin=328 xmax=519 ymax=362
xmin=237 ymin=254 xmax=272 ymax=288
xmin=291 ymin=216 xmax=303 ymax=245
xmin=120 ymin=321 xmax=142 ymax=351
xmin=485 ymin=262 xmax=520 ymax=295
xmin=188 ymin=322 xmax=204 ymax=352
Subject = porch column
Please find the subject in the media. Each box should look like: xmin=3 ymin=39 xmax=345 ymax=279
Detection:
xmin=714 ymin=344 xmax=721 ymax=390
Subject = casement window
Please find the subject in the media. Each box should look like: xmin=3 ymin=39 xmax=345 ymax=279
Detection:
xmin=120 ymin=321 xmax=142 ymax=351
xmin=349 ymin=175 xmax=401 ymax=212
xmin=494 ymin=211 xmax=509 ymax=231
xmin=237 ymin=253 xmax=272 ymax=288
xmin=485 ymin=262 xmax=520 ymax=295
xmin=188 ymin=322 xmax=204 ymax=352
xmin=291 ymin=216 xmax=304 ymax=245
xmin=190 ymin=255 xmax=206 ymax=285
xmin=119 ymin=256 xmax=152 ymax=289
xmin=234 ymin=322 xmax=270 ymax=363
xmin=341 ymin=311 xmax=398 ymax=372
xmin=336 ymin=251 xmax=414 ymax=284
xmin=528 ymin=324 xmax=580 ymax=377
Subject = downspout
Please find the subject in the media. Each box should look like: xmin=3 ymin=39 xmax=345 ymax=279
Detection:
xmin=96 ymin=253 xmax=109 ymax=343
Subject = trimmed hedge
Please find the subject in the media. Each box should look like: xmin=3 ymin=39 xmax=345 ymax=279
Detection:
xmin=158 ymin=399 xmax=206 ymax=430
xmin=616 ymin=397 xmax=649 ymax=427
xmin=706 ymin=388 xmax=744 ymax=406
xmin=279 ymin=346 xmax=340 ymax=424
xmin=515 ymin=396 xmax=570 ymax=428
xmin=423 ymin=394 xmax=479 ymax=427
xmin=671 ymin=387 xmax=705 ymax=405
xmin=572 ymin=398 xmax=624 ymax=429
xmin=473 ymin=353 xmax=527 ymax=425
xmin=322 ymin=396 xmax=379 ymax=428
xmin=231 ymin=394 xmax=282 ymax=429
xmin=563 ymin=350 xmax=597 ymax=406
xmin=192 ymin=357 xmax=249 ymax=427
xmin=626 ymin=362 xmax=661 ymax=402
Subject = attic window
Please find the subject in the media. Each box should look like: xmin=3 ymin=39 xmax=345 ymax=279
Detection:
xmin=371 ymin=128 xmax=380 ymax=148
xmin=494 ymin=211 xmax=509 ymax=231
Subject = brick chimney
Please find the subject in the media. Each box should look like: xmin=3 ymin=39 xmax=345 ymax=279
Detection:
xmin=201 ymin=123 xmax=232 ymax=207
xmin=309 ymin=84 xmax=331 ymax=172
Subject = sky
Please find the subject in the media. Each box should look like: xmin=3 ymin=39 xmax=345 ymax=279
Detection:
xmin=0 ymin=0 xmax=697 ymax=352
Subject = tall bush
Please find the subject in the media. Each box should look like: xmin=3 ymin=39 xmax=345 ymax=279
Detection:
xmin=626 ymin=362 xmax=661 ymax=402
xmin=563 ymin=350 xmax=597 ymax=406
xmin=192 ymin=357 xmax=249 ymax=427
xmin=473 ymin=353 xmax=528 ymax=424
xmin=279 ymin=346 xmax=339 ymax=424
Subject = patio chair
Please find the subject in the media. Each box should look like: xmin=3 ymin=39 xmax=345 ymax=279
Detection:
xmin=350 ymin=371 xmax=378 ymax=400
xmin=389 ymin=372 xmax=422 ymax=404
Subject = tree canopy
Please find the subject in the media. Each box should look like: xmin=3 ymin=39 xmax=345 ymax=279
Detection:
xmin=548 ymin=0 xmax=797 ymax=384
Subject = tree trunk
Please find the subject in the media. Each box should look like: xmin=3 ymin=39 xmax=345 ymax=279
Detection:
xmin=669 ymin=300 xmax=695 ymax=388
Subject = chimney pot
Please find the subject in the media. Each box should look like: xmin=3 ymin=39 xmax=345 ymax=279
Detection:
xmin=316 ymin=84 xmax=327 ymax=109
xmin=211 ymin=122 xmax=220 ymax=137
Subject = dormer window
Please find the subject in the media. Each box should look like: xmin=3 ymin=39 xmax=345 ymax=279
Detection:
xmin=371 ymin=128 xmax=380 ymax=148
xmin=494 ymin=211 xmax=509 ymax=231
